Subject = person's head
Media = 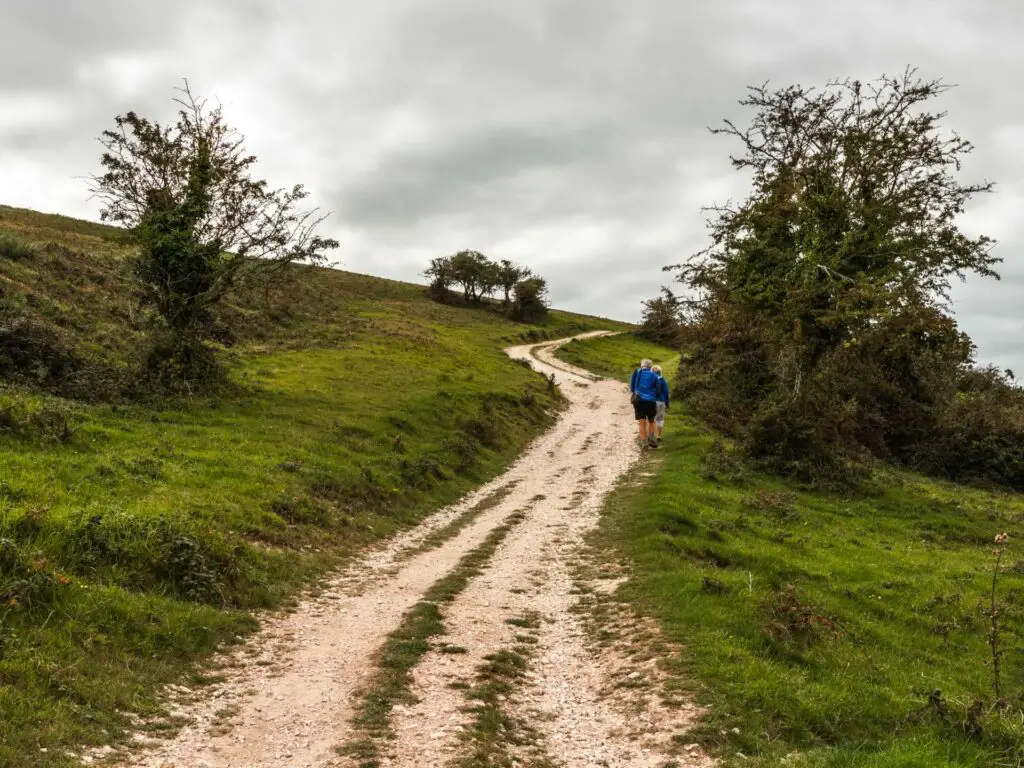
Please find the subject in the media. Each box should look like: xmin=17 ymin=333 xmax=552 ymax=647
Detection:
xmin=641 ymin=358 xmax=653 ymax=369
xmin=652 ymin=365 xmax=662 ymax=375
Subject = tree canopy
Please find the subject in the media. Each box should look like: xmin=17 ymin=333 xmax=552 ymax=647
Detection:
xmin=671 ymin=70 xmax=1024 ymax=487
xmin=90 ymin=82 xmax=338 ymax=388
xmin=425 ymin=251 xmax=546 ymax=322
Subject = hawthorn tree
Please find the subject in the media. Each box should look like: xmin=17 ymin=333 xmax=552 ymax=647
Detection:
xmin=672 ymin=69 xmax=1007 ymax=483
xmin=447 ymin=250 xmax=491 ymax=303
xmin=89 ymin=81 xmax=338 ymax=388
xmin=424 ymin=256 xmax=455 ymax=301
xmin=496 ymin=259 xmax=532 ymax=310
xmin=510 ymin=277 xmax=549 ymax=322
xmin=638 ymin=287 xmax=685 ymax=345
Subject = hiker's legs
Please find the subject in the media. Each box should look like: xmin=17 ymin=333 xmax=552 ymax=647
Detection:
xmin=634 ymin=400 xmax=656 ymax=447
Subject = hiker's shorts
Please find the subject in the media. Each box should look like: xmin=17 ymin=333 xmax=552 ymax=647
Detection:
xmin=655 ymin=401 xmax=667 ymax=427
xmin=633 ymin=399 xmax=656 ymax=421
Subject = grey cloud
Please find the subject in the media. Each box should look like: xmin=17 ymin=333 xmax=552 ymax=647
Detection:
xmin=1 ymin=0 xmax=1023 ymax=372
xmin=335 ymin=123 xmax=620 ymax=225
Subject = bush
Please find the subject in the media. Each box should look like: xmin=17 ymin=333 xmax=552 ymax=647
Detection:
xmin=510 ymin=277 xmax=549 ymax=323
xmin=18 ymin=510 xmax=238 ymax=605
xmin=638 ymin=287 xmax=685 ymax=345
xmin=443 ymin=434 xmax=480 ymax=472
xmin=0 ymin=539 xmax=66 ymax=614
xmin=0 ymin=281 xmax=130 ymax=402
xmin=670 ymin=73 xmax=1022 ymax=489
xmin=89 ymin=83 xmax=337 ymax=393
xmin=0 ymin=394 xmax=76 ymax=443
xmin=140 ymin=334 xmax=227 ymax=396
xmin=0 ymin=231 xmax=36 ymax=261
xmin=698 ymin=439 xmax=749 ymax=485
xmin=742 ymin=488 xmax=797 ymax=519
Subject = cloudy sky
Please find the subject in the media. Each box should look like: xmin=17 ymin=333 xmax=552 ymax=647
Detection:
xmin=1 ymin=1 xmax=1022 ymax=370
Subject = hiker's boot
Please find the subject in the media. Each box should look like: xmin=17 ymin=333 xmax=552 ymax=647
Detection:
xmin=647 ymin=435 xmax=659 ymax=449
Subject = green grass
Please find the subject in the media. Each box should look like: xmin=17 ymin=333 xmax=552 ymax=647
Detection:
xmin=455 ymin=624 xmax=554 ymax=768
xmin=344 ymin=510 xmax=529 ymax=766
xmin=554 ymin=332 xmax=678 ymax=382
xmin=562 ymin=332 xmax=1024 ymax=767
xmin=0 ymin=204 xmax=628 ymax=768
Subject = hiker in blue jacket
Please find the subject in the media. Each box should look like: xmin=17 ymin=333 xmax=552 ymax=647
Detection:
xmin=652 ymin=364 xmax=670 ymax=445
xmin=629 ymin=358 xmax=665 ymax=449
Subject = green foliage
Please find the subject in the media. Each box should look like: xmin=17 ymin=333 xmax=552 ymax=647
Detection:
xmin=0 ymin=393 xmax=76 ymax=444
xmin=89 ymin=81 xmax=338 ymax=388
xmin=0 ymin=230 xmax=36 ymax=261
xmin=596 ymin=410 xmax=1024 ymax=767
xmin=670 ymin=71 xmax=1020 ymax=487
xmin=445 ymin=250 xmax=496 ymax=304
xmin=425 ymin=255 xmax=455 ymax=301
xmin=496 ymin=259 xmax=532 ymax=309
xmin=638 ymin=286 xmax=686 ymax=345
xmin=509 ymin=276 xmax=549 ymax=322
xmin=424 ymin=251 xmax=545 ymax=322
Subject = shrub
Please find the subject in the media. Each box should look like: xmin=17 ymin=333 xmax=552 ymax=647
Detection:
xmin=0 ymin=394 xmax=76 ymax=444
xmin=762 ymin=584 xmax=842 ymax=649
xmin=670 ymin=72 xmax=1021 ymax=489
xmin=638 ymin=287 xmax=685 ymax=345
xmin=444 ymin=434 xmax=480 ymax=472
xmin=0 ymin=539 xmax=66 ymax=614
xmin=698 ymin=440 xmax=749 ymax=485
xmin=0 ymin=282 xmax=129 ymax=402
xmin=399 ymin=456 xmax=447 ymax=488
xmin=0 ymin=231 xmax=36 ymax=261
xmin=140 ymin=333 xmax=226 ymax=396
xmin=742 ymin=488 xmax=797 ymax=519
xmin=89 ymin=82 xmax=338 ymax=393
xmin=510 ymin=277 xmax=549 ymax=323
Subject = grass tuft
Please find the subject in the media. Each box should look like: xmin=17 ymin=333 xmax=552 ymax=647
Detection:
xmin=341 ymin=509 xmax=530 ymax=765
xmin=454 ymin=619 xmax=555 ymax=768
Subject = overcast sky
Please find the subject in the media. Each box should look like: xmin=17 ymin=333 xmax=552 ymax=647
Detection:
xmin=1 ymin=1 xmax=1021 ymax=370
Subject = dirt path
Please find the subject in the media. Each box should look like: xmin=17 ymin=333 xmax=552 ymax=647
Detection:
xmin=111 ymin=333 xmax=712 ymax=768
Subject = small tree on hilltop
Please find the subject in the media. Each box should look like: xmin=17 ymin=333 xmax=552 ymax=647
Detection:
xmin=511 ymin=277 xmax=549 ymax=322
xmin=425 ymin=255 xmax=455 ymax=302
xmin=89 ymin=81 xmax=338 ymax=390
xmin=448 ymin=250 xmax=491 ymax=303
xmin=497 ymin=259 xmax=532 ymax=311
xmin=478 ymin=258 xmax=501 ymax=303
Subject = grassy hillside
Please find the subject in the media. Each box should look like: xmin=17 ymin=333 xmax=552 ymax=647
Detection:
xmin=0 ymin=204 xmax=629 ymax=768
xmin=561 ymin=333 xmax=1024 ymax=768
xmin=555 ymin=332 xmax=679 ymax=382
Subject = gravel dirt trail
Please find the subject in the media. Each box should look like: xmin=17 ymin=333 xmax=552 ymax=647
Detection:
xmin=111 ymin=332 xmax=712 ymax=768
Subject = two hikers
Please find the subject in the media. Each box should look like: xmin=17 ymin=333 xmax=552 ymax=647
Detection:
xmin=629 ymin=359 xmax=669 ymax=449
